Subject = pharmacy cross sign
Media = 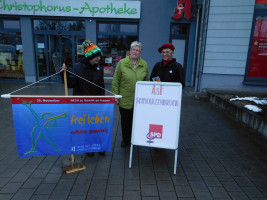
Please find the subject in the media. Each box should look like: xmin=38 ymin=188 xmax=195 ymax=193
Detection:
xmin=172 ymin=0 xmax=192 ymax=20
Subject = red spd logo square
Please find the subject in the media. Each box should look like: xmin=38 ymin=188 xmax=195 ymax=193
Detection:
xmin=149 ymin=124 xmax=163 ymax=139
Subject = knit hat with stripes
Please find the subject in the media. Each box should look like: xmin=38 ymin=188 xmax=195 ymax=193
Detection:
xmin=82 ymin=40 xmax=102 ymax=60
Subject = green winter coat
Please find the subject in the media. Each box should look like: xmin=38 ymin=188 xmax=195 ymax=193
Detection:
xmin=112 ymin=56 xmax=149 ymax=109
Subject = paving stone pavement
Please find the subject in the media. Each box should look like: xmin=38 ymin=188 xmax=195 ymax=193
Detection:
xmin=0 ymin=82 xmax=266 ymax=200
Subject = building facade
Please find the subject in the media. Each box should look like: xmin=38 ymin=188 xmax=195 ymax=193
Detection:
xmin=0 ymin=0 xmax=266 ymax=92
xmin=197 ymin=0 xmax=267 ymax=92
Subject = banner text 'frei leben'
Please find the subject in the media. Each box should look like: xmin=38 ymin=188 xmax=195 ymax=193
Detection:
xmin=11 ymin=96 xmax=115 ymax=158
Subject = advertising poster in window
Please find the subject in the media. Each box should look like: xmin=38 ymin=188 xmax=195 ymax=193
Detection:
xmin=248 ymin=18 xmax=267 ymax=78
xmin=256 ymin=0 xmax=267 ymax=3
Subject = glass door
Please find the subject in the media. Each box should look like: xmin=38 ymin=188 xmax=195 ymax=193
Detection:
xmin=35 ymin=34 xmax=75 ymax=81
xmin=48 ymin=35 xmax=73 ymax=81
xmin=170 ymin=23 xmax=189 ymax=73
xmin=34 ymin=19 xmax=85 ymax=81
xmin=35 ymin=35 xmax=47 ymax=80
xmin=48 ymin=35 xmax=61 ymax=82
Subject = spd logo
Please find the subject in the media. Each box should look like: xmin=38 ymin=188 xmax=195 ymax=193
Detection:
xmin=146 ymin=124 xmax=163 ymax=144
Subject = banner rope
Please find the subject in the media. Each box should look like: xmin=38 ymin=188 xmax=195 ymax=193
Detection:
xmin=66 ymin=69 xmax=115 ymax=96
xmin=8 ymin=71 xmax=62 ymax=95
xmin=1 ymin=70 xmax=121 ymax=98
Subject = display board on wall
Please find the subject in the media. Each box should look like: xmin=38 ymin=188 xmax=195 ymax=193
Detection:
xmin=248 ymin=18 xmax=267 ymax=78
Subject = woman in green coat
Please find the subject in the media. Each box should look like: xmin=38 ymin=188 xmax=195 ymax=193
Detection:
xmin=112 ymin=41 xmax=149 ymax=147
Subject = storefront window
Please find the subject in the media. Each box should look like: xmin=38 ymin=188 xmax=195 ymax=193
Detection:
xmin=0 ymin=19 xmax=24 ymax=79
xmin=97 ymin=22 xmax=138 ymax=77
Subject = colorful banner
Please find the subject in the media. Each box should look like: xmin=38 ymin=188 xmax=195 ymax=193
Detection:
xmin=11 ymin=96 xmax=115 ymax=158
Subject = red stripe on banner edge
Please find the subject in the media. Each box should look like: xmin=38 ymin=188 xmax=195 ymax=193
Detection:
xmin=11 ymin=96 xmax=115 ymax=104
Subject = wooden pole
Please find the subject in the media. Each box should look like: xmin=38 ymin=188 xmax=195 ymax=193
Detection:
xmin=63 ymin=64 xmax=69 ymax=96
xmin=63 ymin=65 xmax=74 ymax=167
xmin=62 ymin=65 xmax=85 ymax=173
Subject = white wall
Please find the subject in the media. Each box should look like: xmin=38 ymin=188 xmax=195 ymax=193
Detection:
xmin=203 ymin=0 xmax=255 ymax=75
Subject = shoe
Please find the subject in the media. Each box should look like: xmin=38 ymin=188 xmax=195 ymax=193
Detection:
xmin=99 ymin=152 xmax=105 ymax=156
xmin=87 ymin=152 xmax=95 ymax=157
xmin=121 ymin=140 xmax=128 ymax=147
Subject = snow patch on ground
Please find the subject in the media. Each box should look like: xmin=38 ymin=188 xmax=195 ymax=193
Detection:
xmin=244 ymin=105 xmax=262 ymax=112
xmin=230 ymin=96 xmax=267 ymax=113
xmin=230 ymin=97 xmax=267 ymax=105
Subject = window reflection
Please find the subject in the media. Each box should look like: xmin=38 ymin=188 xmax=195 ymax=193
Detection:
xmin=75 ymin=36 xmax=86 ymax=63
xmin=99 ymin=23 xmax=117 ymax=32
xmin=34 ymin=20 xmax=85 ymax=31
xmin=3 ymin=20 xmax=20 ymax=29
xmin=171 ymin=24 xmax=189 ymax=37
xmin=0 ymin=19 xmax=24 ymax=79
xmin=120 ymin=24 xmax=137 ymax=33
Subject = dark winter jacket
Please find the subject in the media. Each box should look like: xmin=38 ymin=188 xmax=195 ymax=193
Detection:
xmin=67 ymin=58 xmax=105 ymax=96
xmin=150 ymin=59 xmax=185 ymax=87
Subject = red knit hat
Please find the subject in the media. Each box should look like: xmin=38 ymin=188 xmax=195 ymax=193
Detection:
xmin=158 ymin=44 xmax=175 ymax=53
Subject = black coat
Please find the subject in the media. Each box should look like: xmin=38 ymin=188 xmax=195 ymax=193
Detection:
xmin=67 ymin=58 xmax=105 ymax=96
xmin=150 ymin=59 xmax=185 ymax=87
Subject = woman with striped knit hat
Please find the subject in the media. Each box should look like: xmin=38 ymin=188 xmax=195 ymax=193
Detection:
xmin=61 ymin=40 xmax=106 ymax=156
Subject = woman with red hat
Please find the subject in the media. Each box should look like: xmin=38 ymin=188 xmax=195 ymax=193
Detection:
xmin=150 ymin=43 xmax=185 ymax=87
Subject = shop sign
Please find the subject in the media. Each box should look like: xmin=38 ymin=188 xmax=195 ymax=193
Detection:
xmin=0 ymin=0 xmax=140 ymax=19
xmin=248 ymin=19 xmax=267 ymax=78
xmin=172 ymin=0 xmax=192 ymax=20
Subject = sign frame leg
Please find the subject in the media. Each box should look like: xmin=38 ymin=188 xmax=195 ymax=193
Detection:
xmin=129 ymin=144 xmax=134 ymax=168
xmin=174 ymin=148 xmax=178 ymax=174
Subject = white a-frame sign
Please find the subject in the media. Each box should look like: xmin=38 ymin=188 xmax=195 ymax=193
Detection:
xmin=129 ymin=81 xmax=182 ymax=174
